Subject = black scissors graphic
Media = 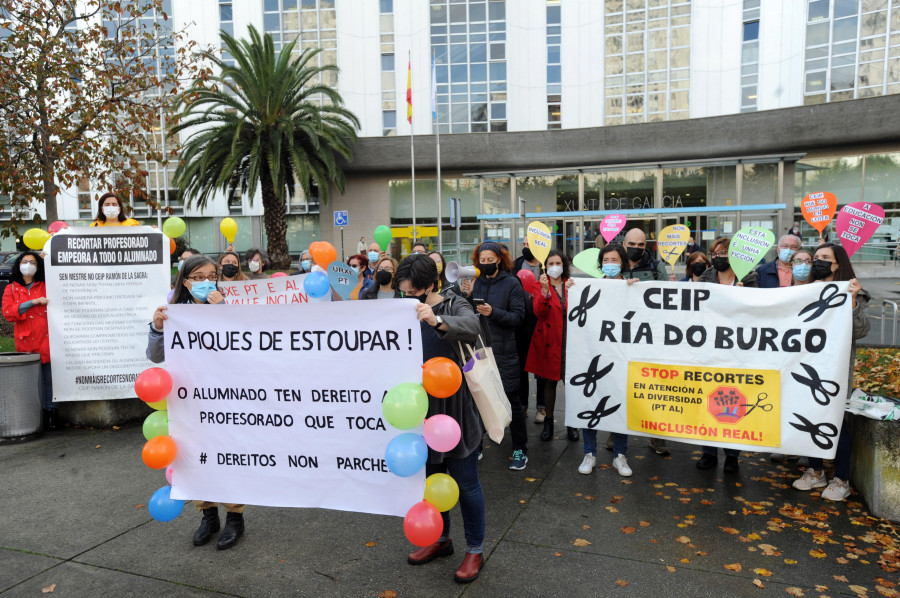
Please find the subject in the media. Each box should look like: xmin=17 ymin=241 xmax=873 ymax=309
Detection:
xmin=789 ymin=413 xmax=838 ymax=450
xmin=576 ymin=396 xmax=621 ymax=428
xmin=739 ymin=393 xmax=773 ymax=416
xmin=568 ymin=286 xmax=601 ymax=328
xmin=798 ymin=283 xmax=847 ymax=322
xmin=661 ymin=245 xmax=681 ymax=262
xmin=569 ymin=354 xmax=613 ymax=398
xmin=791 ymin=363 xmax=840 ymax=406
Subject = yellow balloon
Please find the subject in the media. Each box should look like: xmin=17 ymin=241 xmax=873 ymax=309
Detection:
xmin=525 ymin=221 xmax=552 ymax=265
xmin=220 ymin=218 xmax=238 ymax=244
xmin=657 ymin=224 xmax=691 ymax=266
xmin=424 ymin=473 xmax=459 ymax=512
xmin=147 ymin=398 xmax=167 ymax=411
xmin=23 ymin=228 xmax=50 ymax=250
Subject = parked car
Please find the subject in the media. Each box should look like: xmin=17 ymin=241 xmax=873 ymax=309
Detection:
xmin=0 ymin=252 xmax=22 ymax=298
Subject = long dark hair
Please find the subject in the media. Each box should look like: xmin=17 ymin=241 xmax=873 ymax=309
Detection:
xmin=546 ymin=249 xmax=571 ymax=280
xmin=10 ymin=251 xmax=45 ymax=286
xmin=170 ymin=254 xmax=218 ymax=304
xmin=95 ymin=192 xmax=128 ymax=223
xmin=815 ymin=242 xmax=857 ymax=282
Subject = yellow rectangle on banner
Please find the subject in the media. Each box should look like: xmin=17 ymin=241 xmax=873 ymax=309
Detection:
xmin=626 ymin=362 xmax=780 ymax=447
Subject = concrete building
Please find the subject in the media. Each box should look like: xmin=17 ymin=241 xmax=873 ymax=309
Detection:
xmin=5 ymin=0 xmax=900 ymax=264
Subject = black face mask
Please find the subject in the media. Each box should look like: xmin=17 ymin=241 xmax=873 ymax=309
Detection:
xmin=690 ymin=261 xmax=708 ymax=276
xmin=712 ymin=256 xmax=731 ymax=272
xmin=417 ymin=288 xmax=432 ymax=303
xmin=626 ymin=247 xmax=644 ymax=263
xmin=811 ymin=259 xmax=834 ymax=281
xmin=375 ymin=270 xmax=393 ymax=286
xmin=479 ymin=262 xmax=498 ymax=277
xmin=221 ymin=264 xmax=239 ymax=278
xmin=522 ymin=247 xmax=534 ymax=261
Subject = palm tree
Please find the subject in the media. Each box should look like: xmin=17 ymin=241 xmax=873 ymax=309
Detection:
xmin=172 ymin=26 xmax=359 ymax=268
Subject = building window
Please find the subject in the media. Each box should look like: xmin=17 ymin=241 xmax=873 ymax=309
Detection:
xmin=431 ymin=0 xmax=507 ymax=134
xmin=380 ymin=3 xmax=396 ymax=135
xmin=741 ymin=0 xmax=760 ymax=113
xmin=546 ymin=0 xmax=561 ymax=129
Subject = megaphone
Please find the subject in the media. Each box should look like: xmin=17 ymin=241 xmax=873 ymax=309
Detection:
xmin=446 ymin=261 xmax=480 ymax=283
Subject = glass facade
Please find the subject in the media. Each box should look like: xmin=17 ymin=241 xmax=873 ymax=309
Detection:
xmin=546 ymin=0 xmax=561 ymax=129
xmin=805 ymin=0 xmax=900 ymax=104
xmin=741 ymin=0 xmax=760 ymax=112
xmin=431 ymin=0 xmax=508 ymax=133
xmin=604 ymin=0 xmax=691 ymax=126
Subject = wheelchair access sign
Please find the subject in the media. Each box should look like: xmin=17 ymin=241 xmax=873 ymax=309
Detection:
xmin=333 ymin=210 xmax=349 ymax=227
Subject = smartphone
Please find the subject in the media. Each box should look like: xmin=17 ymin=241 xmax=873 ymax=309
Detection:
xmin=473 ymin=298 xmax=486 ymax=306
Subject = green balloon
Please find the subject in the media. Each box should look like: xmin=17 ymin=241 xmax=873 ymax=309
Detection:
xmin=382 ymin=383 xmax=428 ymax=430
xmin=143 ymin=410 xmax=169 ymax=441
xmin=373 ymin=225 xmax=392 ymax=251
xmin=162 ymin=217 xmax=186 ymax=238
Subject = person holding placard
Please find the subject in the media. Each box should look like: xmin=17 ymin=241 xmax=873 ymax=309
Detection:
xmin=791 ymin=243 xmax=869 ymax=502
xmin=756 ymin=235 xmax=802 ymax=289
xmin=217 ymin=251 xmax=248 ymax=282
xmin=579 ymin=244 xmax=640 ymax=477
xmin=146 ymin=255 xmax=248 ymax=550
xmin=695 ymin=237 xmax=758 ymax=473
xmin=89 ymin=193 xmax=139 ymax=227
xmin=361 ymin=256 xmax=399 ymax=300
xmin=396 ymin=254 xmax=487 ymax=583
xmin=244 ymin=248 xmax=269 ymax=280
xmin=2 ymin=251 xmax=55 ymax=429
xmin=461 ymin=242 xmax=528 ymax=471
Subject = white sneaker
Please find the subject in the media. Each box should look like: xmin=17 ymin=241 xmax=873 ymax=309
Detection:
xmin=792 ymin=468 xmax=827 ymax=491
xmin=612 ymin=454 xmax=632 ymax=477
xmin=578 ymin=453 xmax=596 ymax=475
xmin=821 ymin=477 xmax=851 ymax=502
xmin=534 ymin=408 xmax=546 ymax=424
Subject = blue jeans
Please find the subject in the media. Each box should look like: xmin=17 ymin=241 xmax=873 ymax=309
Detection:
xmin=808 ymin=414 xmax=852 ymax=480
xmin=702 ymin=445 xmax=738 ymax=457
xmin=583 ymin=429 xmax=628 ymax=456
xmin=426 ymin=450 xmax=485 ymax=554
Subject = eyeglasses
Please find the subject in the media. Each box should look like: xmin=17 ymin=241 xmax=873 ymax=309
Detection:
xmin=188 ymin=274 xmax=218 ymax=282
xmin=710 ymin=251 xmax=728 ymax=258
xmin=377 ymin=267 xmax=394 ymax=273
xmin=792 ymin=258 xmax=812 ymax=266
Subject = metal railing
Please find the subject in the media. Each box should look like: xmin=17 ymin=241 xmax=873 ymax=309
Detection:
xmin=880 ymin=300 xmax=899 ymax=346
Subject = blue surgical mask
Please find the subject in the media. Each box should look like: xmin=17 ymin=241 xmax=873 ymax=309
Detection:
xmin=779 ymin=248 xmax=797 ymax=263
xmin=301 ymin=259 xmax=311 ymax=271
xmin=367 ymin=251 xmax=380 ymax=263
xmin=601 ymin=264 xmax=621 ymax=279
xmin=792 ymin=264 xmax=811 ymax=281
xmin=189 ymin=280 xmax=217 ymax=302
xmin=177 ymin=260 xmax=184 ymax=271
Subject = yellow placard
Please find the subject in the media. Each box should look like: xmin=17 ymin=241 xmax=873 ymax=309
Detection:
xmin=626 ymin=361 xmax=780 ymax=447
xmin=390 ymin=226 xmax=439 ymax=238
xmin=526 ymin=221 xmax=552 ymax=264
xmin=657 ymin=224 xmax=690 ymax=266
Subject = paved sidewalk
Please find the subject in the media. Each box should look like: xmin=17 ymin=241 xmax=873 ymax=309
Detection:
xmin=2 ymin=413 xmax=899 ymax=597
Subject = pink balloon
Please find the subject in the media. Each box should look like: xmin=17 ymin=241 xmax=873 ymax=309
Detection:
xmin=835 ymin=202 xmax=885 ymax=258
xmin=516 ymin=269 xmax=539 ymax=294
xmin=48 ymin=220 xmax=69 ymax=234
xmin=165 ymin=465 xmax=173 ymax=485
xmin=271 ymin=272 xmax=288 ymax=278
xmin=600 ymin=214 xmax=628 ymax=243
xmin=423 ymin=414 xmax=461 ymax=452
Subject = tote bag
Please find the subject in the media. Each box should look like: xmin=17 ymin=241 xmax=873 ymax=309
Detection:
xmin=459 ymin=337 xmax=511 ymax=444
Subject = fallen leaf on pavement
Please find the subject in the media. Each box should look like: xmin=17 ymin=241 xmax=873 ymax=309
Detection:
xmin=639 ymin=521 xmax=651 ymax=527
xmin=785 ymin=587 xmax=804 ymax=596
xmin=622 ymin=527 xmax=636 ymax=534
xmin=680 ymin=558 xmax=690 ymax=563
xmin=784 ymin=559 xmax=798 ymax=565
xmin=378 ymin=591 xmax=397 ymax=598
xmin=810 ymin=549 xmax=827 ymax=558
xmin=615 ymin=580 xmax=627 ymax=587
xmin=606 ymin=506 xmax=619 ymax=513
xmin=666 ymin=566 xmax=676 ymax=573
xmin=720 ymin=526 xmax=740 ymax=535
xmin=725 ymin=563 xmax=742 ymax=572
xmin=94 ymin=444 xmax=101 ymax=449
xmin=112 ymin=426 xmax=120 ymax=430
xmin=41 ymin=584 xmax=55 ymax=594
xmin=554 ymin=552 xmax=562 ymax=557
xmin=675 ymin=536 xmax=691 ymax=544
xmin=583 ymin=525 xmax=591 ymax=530
xmin=836 ymin=557 xmax=849 ymax=564
xmin=848 ymin=585 xmax=868 ymax=595
xmin=574 ymin=539 xmax=591 ymax=547
xmin=365 ymin=541 xmax=376 ymax=547
xmin=834 ymin=576 xmax=849 ymax=583
xmin=754 ymin=568 xmax=773 ymax=577
xmin=134 ymin=504 xmax=145 ymax=509
xmin=525 ymin=477 xmax=536 ymax=482
xmin=753 ymin=579 xmax=765 ymax=589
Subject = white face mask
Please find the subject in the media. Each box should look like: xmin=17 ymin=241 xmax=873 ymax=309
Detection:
xmin=102 ymin=206 xmax=120 ymax=219
xmin=248 ymin=260 xmax=261 ymax=273
xmin=547 ymin=265 xmax=563 ymax=279
xmin=20 ymin=262 xmax=37 ymax=277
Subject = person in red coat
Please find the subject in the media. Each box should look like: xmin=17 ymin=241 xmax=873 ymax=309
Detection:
xmin=2 ymin=251 xmax=55 ymax=429
xmin=525 ymin=250 xmax=579 ymax=443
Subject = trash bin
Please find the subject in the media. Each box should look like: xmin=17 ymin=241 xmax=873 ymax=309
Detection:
xmin=0 ymin=352 xmax=43 ymax=442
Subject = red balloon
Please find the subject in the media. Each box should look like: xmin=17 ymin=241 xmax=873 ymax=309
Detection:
xmin=142 ymin=436 xmax=177 ymax=469
xmin=516 ymin=268 xmax=539 ymax=293
xmin=271 ymin=272 xmax=287 ymax=277
xmin=135 ymin=367 xmax=173 ymax=404
xmin=48 ymin=220 xmax=69 ymax=234
xmin=403 ymin=500 xmax=443 ymax=547
xmin=422 ymin=357 xmax=462 ymax=398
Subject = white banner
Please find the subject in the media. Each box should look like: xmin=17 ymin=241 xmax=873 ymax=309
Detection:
xmin=564 ymin=280 xmax=852 ymax=458
xmin=218 ymin=274 xmax=329 ymax=305
xmin=165 ymin=300 xmax=425 ymax=516
xmin=45 ymin=227 xmax=170 ymax=402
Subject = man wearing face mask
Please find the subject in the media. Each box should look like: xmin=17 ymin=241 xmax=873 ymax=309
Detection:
xmin=366 ymin=242 xmax=387 ymax=280
xmin=291 ymin=250 xmax=314 ymax=275
xmin=244 ymin=248 xmax=269 ymax=280
xmin=756 ymin=235 xmax=802 ymax=288
xmin=622 ymin=228 xmax=668 ymax=282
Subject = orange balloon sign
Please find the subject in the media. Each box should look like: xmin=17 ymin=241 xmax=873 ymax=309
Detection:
xmin=800 ymin=191 xmax=837 ymax=234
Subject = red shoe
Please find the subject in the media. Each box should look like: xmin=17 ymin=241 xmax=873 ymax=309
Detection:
xmin=408 ymin=539 xmax=454 ymax=565
xmin=454 ymin=552 xmax=484 ymax=583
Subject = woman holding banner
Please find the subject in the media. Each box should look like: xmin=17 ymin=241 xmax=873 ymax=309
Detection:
xmin=217 ymin=251 xmax=248 ymax=282
xmin=146 ymin=255 xmax=247 ymax=550
xmin=792 ymin=243 xmax=869 ymax=501
xmin=581 ymin=244 xmax=639 ymax=477
xmin=89 ymin=193 xmax=139 ymax=227
xmin=395 ymin=254 xmax=487 ymax=583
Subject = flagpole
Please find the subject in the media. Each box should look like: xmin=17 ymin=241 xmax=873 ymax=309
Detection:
xmin=408 ymin=52 xmax=416 ymax=246
xmin=433 ymin=49 xmax=443 ymax=254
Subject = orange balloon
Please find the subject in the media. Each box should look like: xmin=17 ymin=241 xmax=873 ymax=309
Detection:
xmin=142 ymin=435 xmax=177 ymax=469
xmin=422 ymin=357 xmax=462 ymax=398
xmin=312 ymin=242 xmax=337 ymax=268
xmin=169 ymin=237 xmax=176 ymax=254
xmin=309 ymin=241 xmax=322 ymax=254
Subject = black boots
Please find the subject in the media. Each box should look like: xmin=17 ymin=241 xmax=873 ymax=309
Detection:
xmin=540 ymin=420 xmax=554 ymax=441
xmin=216 ymin=512 xmax=245 ymax=550
xmin=193 ymin=507 xmax=220 ymax=546
xmin=566 ymin=427 xmax=579 ymax=441
xmin=42 ymin=410 xmax=58 ymax=431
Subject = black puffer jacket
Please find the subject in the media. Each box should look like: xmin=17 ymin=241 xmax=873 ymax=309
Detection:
xmin=469 ymin=270 xmax=525 ymax=392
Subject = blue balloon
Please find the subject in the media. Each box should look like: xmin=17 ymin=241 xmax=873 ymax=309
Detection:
xmin=385 ymin=433 xmax=428 ymax=477
xmin=304 ymin=271 xmax=331 ymax=298
xmin=148 ymin=485 xmax=185 ymax=522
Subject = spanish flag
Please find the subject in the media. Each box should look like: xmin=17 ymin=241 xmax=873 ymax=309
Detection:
xmin=406 ymin=59 xmax=412 ymax=124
